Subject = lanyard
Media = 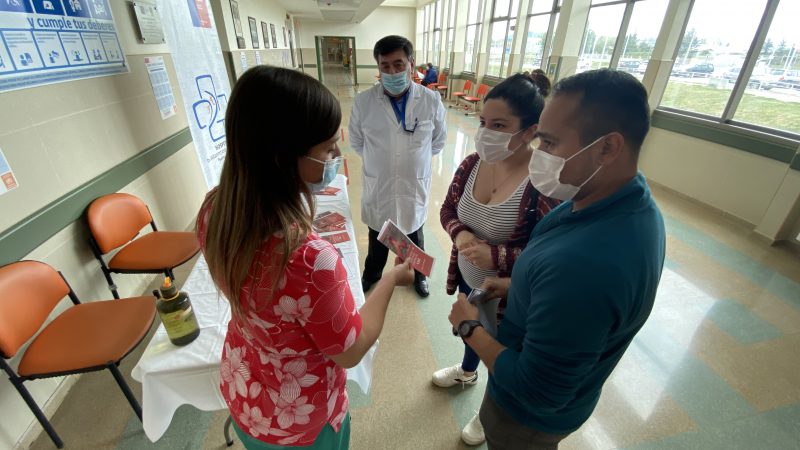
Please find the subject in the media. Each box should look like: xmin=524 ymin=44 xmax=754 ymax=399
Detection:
xmin=389 ymin=91 xmax=417 ymax=133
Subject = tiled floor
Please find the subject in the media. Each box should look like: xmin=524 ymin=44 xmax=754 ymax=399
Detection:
xmin=29 ymin=66 xmax=800 ymax=450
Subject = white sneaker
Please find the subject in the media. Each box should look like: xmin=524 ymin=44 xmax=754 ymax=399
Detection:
xmin=432 ymin=363 xmax=478 ymax=388
xmin=461 ymin=413 xmax=485 ymax=446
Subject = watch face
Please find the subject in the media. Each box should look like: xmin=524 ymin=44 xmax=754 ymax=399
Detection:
xmin=459 ymin=321 xmax=472 ymax=336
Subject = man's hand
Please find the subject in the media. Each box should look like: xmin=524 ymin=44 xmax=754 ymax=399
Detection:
xmin=481 ymin=277 xmax=511 ymax=300
xmin=449 ymin=293 xmax=480 ymax=329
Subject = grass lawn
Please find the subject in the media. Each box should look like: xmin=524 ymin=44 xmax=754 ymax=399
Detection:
xmin=661 ymin=81 xmax=800 ymax=134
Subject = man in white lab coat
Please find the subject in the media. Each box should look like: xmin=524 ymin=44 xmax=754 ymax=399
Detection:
xmin=349 ymin=35 xmax=447 ymax=298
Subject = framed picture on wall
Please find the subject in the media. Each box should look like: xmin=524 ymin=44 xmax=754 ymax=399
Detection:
xmin=270 ymin=23 xmax=278 ymax=48
xmin=282 ymin=27 xmax=287 ymax=47
xmin=261 ymin=21 xmax=270 ymax=48
xmin=229 ymin=0 xmax=245 ymax=49
xmin=248 ymin=17 xmax=259 ymax=49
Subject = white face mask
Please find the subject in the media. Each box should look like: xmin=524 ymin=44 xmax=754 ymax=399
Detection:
xmin=528 ymin=135 xmax=606 ymax=201
xmin=380 ymin=70 xmax=410 ymax=96
xmin=474 ymin=127 xmax=526 ymax=163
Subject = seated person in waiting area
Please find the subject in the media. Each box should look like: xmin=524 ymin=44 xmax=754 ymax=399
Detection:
xmin=448 ymin=69 xmax=666 ymax=449
xmin=197 ymin=66 xmax=413 ymax=450
xmin=421 ymin=62 xmax=438 ymax=86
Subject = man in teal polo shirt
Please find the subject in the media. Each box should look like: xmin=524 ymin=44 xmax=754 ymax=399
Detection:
xmin=448 ymin=69 xmax=666 ymax=449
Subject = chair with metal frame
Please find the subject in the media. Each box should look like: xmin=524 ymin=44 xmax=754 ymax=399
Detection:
xmin=0 ymin=260 xmax=156 ymax=449
xmin=463 ymin=83 xmax=490 ymax=116
xmin=449 ymin=79 xmax=473 ymax=109
xmin=428 ymin=72 xmax=446 ymax=91
xmin=86 ymin=193 xmax=200 ymax=299
xmin=435 ymin=73 xmax=449 ymax=98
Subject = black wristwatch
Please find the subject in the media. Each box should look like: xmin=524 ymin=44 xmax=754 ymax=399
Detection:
xmin=457 ymin=320 xmax=483 ymax=338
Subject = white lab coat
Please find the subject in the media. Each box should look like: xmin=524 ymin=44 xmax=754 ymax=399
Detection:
xmin=349 ymin=82 xmax=447 ymax=233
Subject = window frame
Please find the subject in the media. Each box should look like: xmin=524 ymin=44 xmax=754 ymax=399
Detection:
xmin=656 ymin=0 xmax=800 ymax=141
xmin=432 ymin=0 xmax=444 ymax=67
xmin=519 ymin=0 xmax=562 ymax=72
xmin=422 ymin=4 xmax=431 ymax=63
xmin=444 ymin=0 xmax=458 ymax=70
xmin=485 ymin=0 xmax=519 ymax=77
xmin=463 ymin=0 xmax=485 ymax=73
xmin=576 ymin=0 xmax=638 ymax=73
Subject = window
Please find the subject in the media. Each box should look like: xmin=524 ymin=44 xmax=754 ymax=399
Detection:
xmin=444 ymin=0 xmax=457 ymax=69
xmin=486 ymin=0 xmax=519 ymax=77
xmin=520 ymin=0 xmax=561 ymax=72
xmin=659 ymin=0 xmax=800 ymax=137
xmin=575 ymin=1 xmax=668 ymax=78
xmin=432 ymin=0 xmax=443 ymax=67
xmin=734 ymin=0 xmax=800 ymax=134
xmin=577 ymin=1 xmax=627 ymax=73
xmin=660 ymin=2 xmax=769 ymax=113
xmin=422 ymin=4 xmax=430 ymax=63
xmin=661 ymin=0 xmax=767 ymax=118
xmin=617 ymin=0 xmax=669 ymax=80
xmin=427 ymin=3 xmax=436 ymax=63
xmin=464 ymin=0 xmax=484 ymax=72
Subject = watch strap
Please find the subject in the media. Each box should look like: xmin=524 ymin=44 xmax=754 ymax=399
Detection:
xmin=458 ymin=320 xmax=483 ymax=338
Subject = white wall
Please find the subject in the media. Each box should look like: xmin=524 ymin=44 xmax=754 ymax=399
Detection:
xmin=212 ymin=0 xmax=292 ymax=52
xmin=640 ymin=128 xmax=800 ymax=241
xmin=0 ymin=1 xmax=207 ymax=448
xmin=295 ymin=6 xmax=416 ymax=83
xmin=210 ymin=0 xmax=297 ymax=83
xmin=640 ymin=128 xmax=790 ymax=224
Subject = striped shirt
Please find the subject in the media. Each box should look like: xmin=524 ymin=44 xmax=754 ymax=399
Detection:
xmin=457 ymin=160 xmax=527 ymax=290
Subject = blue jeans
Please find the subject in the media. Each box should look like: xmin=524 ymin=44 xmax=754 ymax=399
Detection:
xmin=458 ymin=278 xmax=481 ymax=373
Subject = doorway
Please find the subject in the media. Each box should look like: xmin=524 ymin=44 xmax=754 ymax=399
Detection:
xmin=315 ymin=36 xmax=357 ymax=87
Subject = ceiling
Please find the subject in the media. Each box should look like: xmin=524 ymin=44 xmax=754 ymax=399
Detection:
xmin=274 ymin=0 xmax=418 ymax=23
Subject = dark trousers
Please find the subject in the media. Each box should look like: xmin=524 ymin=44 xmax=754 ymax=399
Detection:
xmin=363 ymin=226 xmax=425 ymax=282
xmin=480 ymin=392 xmax=570 ymax=450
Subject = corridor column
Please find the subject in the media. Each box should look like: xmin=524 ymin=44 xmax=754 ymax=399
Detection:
xmin=545 ymin=0 xmax=590 ymax=81
xmin=641 ymin=0 xmax=692 ymax=112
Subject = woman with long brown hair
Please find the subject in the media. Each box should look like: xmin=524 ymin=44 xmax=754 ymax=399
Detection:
xmin=196 ymin=66 xmax=412 ymax=449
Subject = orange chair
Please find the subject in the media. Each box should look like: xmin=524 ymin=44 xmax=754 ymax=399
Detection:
xmin=463 ymin=83 xmax=490 ymax=116
xmin=436 ymin=74 xmax=449 ymax=98
xmin=449 ymin=79 xmax=473 ymax=109
xmin=87 ymin=193 xmax=199 ymax=299
xmin=428 ymin=72 xmax=446 ymax=90
xmin=0 ymin=261 xmax=156 ymax=449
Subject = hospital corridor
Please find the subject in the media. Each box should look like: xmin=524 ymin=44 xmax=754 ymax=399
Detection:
xmin=1 ymin=1 xmax=799 ymax=450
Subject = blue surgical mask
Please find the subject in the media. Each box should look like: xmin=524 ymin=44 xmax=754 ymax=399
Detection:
xmin=381 ymin=71 xmax=410 ymax=96
xmin=306 ymin=156 xmax=343 ymax=192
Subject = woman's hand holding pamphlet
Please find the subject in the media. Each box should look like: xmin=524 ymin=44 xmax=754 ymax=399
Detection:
xmin=377 ymin=219 xmax=435 ymax=277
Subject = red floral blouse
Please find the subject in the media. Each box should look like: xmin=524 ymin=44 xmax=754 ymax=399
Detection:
xmin=197 ymin=200 xmax=362 ymax=446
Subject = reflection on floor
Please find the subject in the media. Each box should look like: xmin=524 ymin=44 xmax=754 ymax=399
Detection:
xmin=28 ymin=76 xmax=800 ymax=450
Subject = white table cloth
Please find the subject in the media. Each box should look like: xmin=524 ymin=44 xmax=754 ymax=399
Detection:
xmin=132 ymin=175 xmax=374 ymax=442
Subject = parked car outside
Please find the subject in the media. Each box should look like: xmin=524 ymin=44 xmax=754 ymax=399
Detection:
xmin=723 ymin=66 xmax=773 ymax=90
xmin=674 ymin=63 xmax=715 ymax=77
xmin=769 ymin=69 xmax=800 ymax=89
